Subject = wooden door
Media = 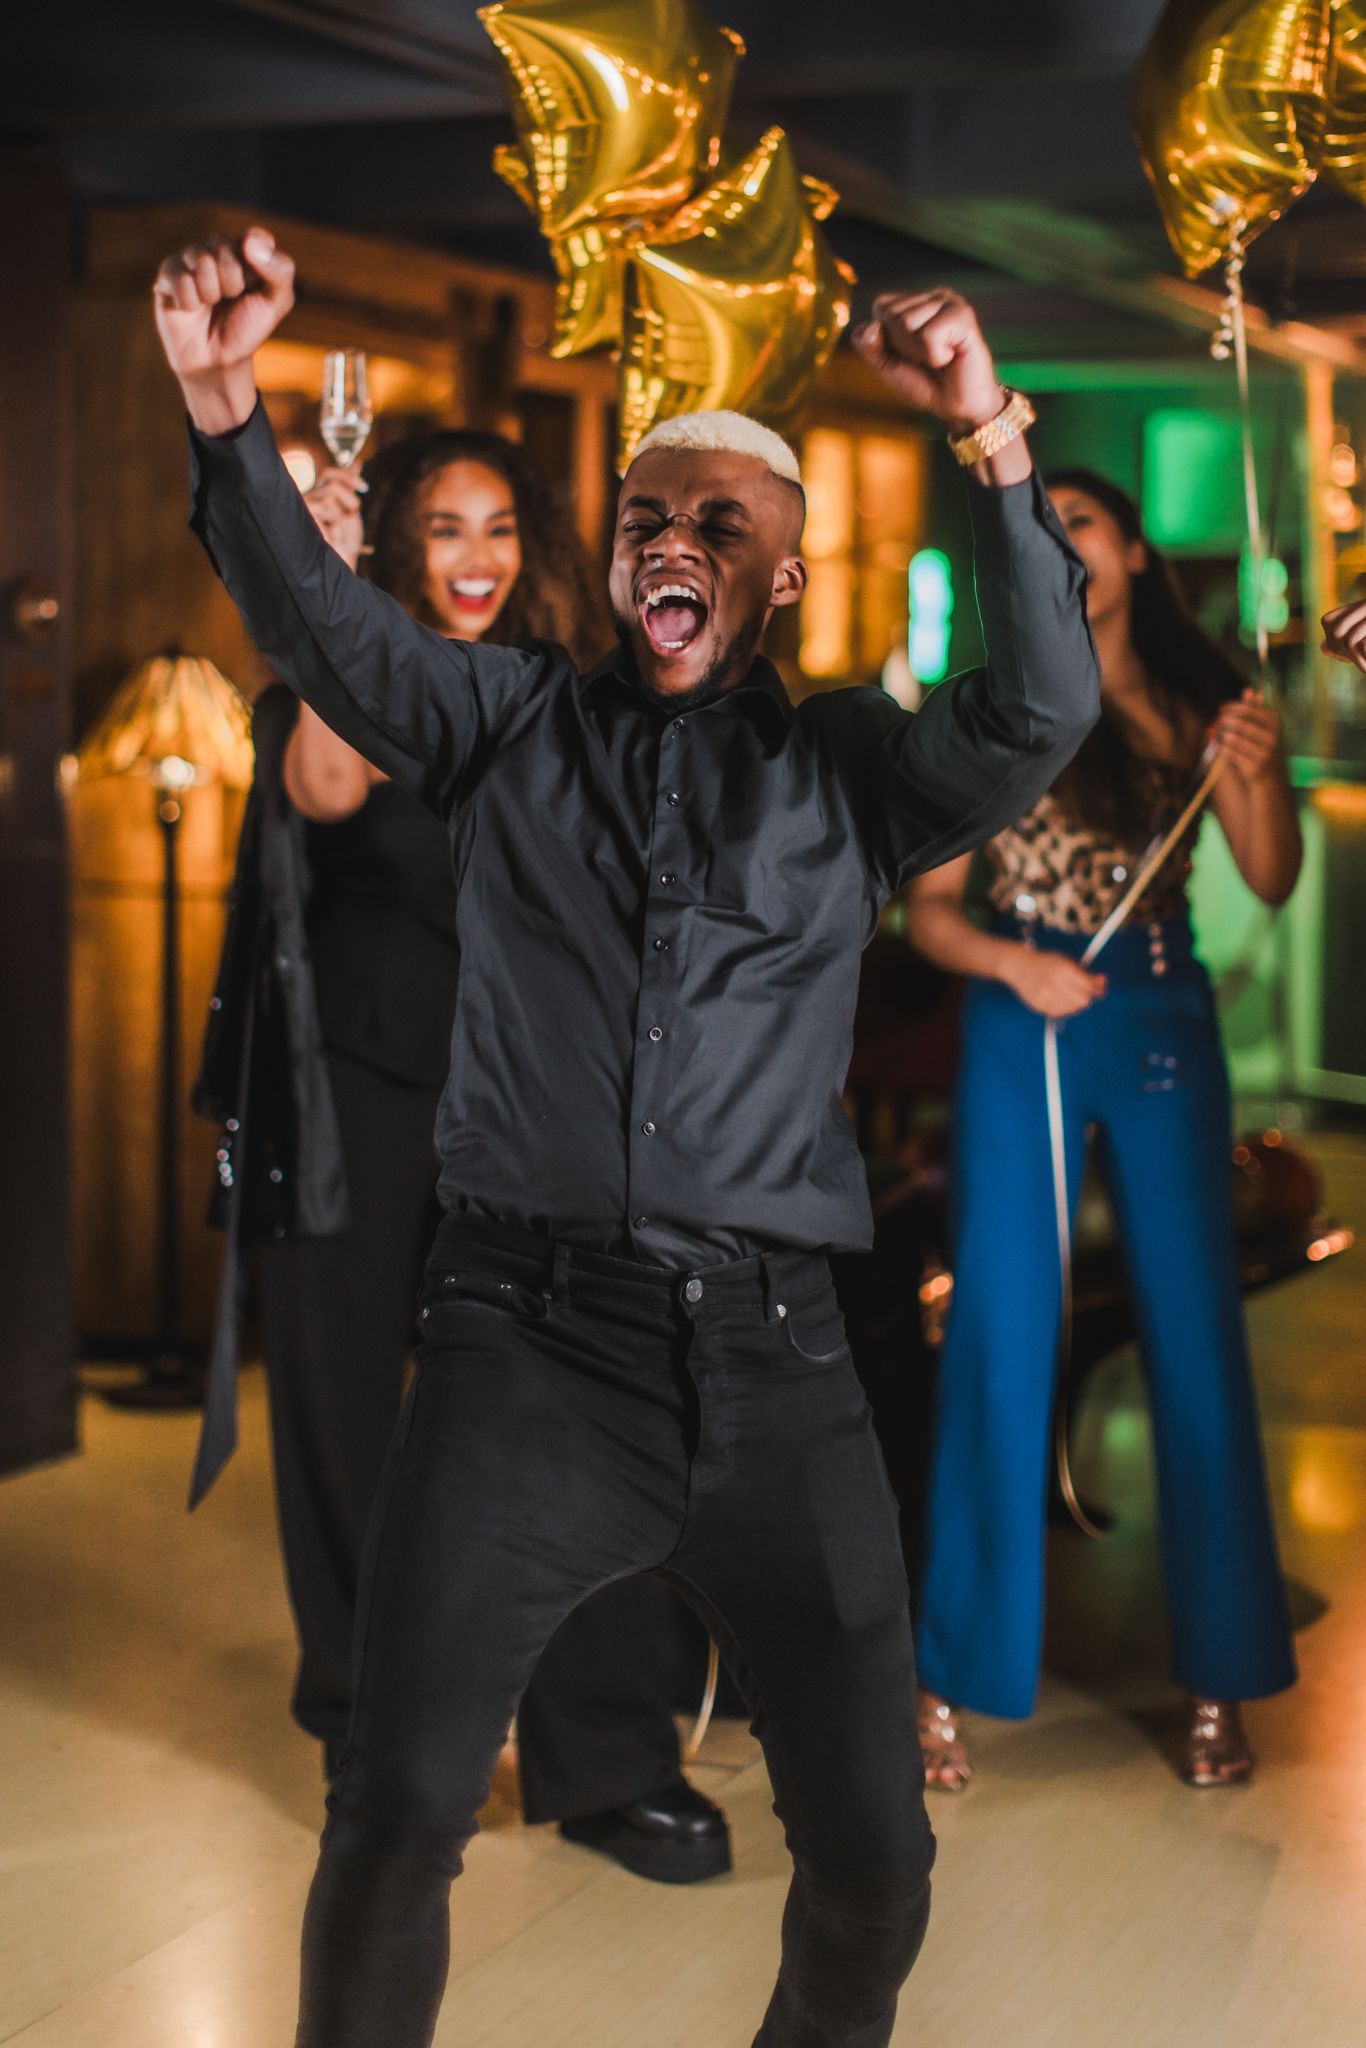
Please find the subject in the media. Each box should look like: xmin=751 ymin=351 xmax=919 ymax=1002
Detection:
xmin=0 ymin=145 xmax=77 ymax=1475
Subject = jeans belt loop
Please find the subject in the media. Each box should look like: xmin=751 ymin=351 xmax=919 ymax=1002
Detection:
xmin=759 ymin=1253 xmax=779 ymax=1323
xmin=550 ymin=1242 xmax=572 ymax=1306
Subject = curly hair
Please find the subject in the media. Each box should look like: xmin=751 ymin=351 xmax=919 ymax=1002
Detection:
xmin=1044 ymin=467 xmax=1247 ymax=840
xmin=361 ymin=428 xmax=611 ymax=669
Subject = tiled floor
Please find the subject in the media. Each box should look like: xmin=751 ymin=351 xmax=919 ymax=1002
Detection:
xmin=1 ymin=1133 xmax=1363 ymax=2046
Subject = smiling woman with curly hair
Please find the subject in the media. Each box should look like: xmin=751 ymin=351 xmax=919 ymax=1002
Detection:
xmin=361 ymin=427 xmax=607 ymax=655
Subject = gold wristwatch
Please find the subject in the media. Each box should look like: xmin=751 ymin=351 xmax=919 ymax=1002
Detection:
xmin=947 ymin=387 xmax=1037 ymax=468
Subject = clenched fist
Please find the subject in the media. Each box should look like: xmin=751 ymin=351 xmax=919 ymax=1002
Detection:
xmin=152 ymin=227 xmax=296 ymax=435
xmin=853 ymin=290 xmax=1006 ymax=439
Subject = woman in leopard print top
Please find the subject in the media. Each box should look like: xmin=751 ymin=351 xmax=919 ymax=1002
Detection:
xmin=904 ymin=469 xmax=1302 ymax=1794
xmin=983 ymin=754 xmax=1200 ymax=932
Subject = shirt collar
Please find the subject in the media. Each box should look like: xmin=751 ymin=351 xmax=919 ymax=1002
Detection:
xmin=579 ymin=641 xmax=793 ymax=733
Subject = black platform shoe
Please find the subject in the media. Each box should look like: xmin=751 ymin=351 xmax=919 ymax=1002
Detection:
xmin=559 ymin=1778 xmax=732 ymax=1884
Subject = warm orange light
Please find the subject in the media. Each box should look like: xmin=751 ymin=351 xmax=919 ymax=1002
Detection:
xmin=1307 ymin=1228 xmax=1354 ymax=1263
xmin=1312 ymin=783 xmax=1366 ymax=823
xmin=256 ymin=339 xmax=455 ymax=415
xmin=1290 ymin=1436 xmax=1365 ymax=1535
xmin=281 ymin=445 xmax=318 ymax=493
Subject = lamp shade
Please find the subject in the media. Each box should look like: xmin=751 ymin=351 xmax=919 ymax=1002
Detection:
xmin=77 ymin=652 xmax=253 ymax=792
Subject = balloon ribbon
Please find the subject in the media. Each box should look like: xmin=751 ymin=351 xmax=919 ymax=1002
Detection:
xmin=1043 ymin=751 xmax=1227 ymax=1537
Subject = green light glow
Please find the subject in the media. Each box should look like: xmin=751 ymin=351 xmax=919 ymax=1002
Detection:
xmin=908 ymin=549 xmax=954 ymax=684
xmin=1142 ymin=410 xmax=1270 ymax=554
xmin=1238 ymin=548 xmax=1290 ymax=640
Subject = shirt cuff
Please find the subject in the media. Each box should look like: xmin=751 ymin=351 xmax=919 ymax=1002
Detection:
xmin=188 ymin=392 xmax=279 ymax=479
xmin=187 ymin=396 xmax=300 ymax=568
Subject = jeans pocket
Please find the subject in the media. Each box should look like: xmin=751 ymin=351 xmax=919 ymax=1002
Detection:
xmin=778 ymin=1287 xmax=850 ymax=1366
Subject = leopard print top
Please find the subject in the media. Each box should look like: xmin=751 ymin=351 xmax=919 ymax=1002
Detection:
xmin=985 ymin=755 xmax=1201 ymax=934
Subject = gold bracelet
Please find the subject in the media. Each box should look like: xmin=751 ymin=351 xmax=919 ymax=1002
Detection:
xmin=947 ymin=387 xmax=1037 ymax=468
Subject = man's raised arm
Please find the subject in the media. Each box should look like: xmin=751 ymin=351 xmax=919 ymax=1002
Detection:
xmin=842 ymin=292 xmax=1099 ymax=885
xmin=154 ymin=229 xmax=535 ymax=813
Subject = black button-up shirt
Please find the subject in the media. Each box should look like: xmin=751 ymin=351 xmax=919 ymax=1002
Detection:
xmin=190 ymin=403 xmax=1097 ymax=1266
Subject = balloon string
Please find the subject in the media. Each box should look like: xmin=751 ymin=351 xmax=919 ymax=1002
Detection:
xmin=1213 ymin=232 xmax=1271 ymax=687
xmin=1048 ymin=230 xmax=1259 ymax=1542
xmin=1045 ymin=748 xmax=1228 ymax=1539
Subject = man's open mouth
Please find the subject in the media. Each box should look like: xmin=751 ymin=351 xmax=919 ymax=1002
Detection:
xmin=640 ymin=581 xmax=709 ymax=656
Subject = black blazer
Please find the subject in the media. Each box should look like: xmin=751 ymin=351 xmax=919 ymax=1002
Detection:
xmin=190 ymin=684 xmax=349 ymax=1507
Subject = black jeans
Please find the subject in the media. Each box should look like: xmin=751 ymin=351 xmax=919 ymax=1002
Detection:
xmin=297 ymin=1221 xmax=935 ymax=2048
xmin=257 ymin=1052 xmax=684 ymax=1819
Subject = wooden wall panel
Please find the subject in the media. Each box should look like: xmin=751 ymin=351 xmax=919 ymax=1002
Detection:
xmin=0 ymin=146 xmax=77 ymax=1474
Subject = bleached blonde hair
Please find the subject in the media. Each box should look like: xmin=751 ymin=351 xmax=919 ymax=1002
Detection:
xmin=631 ymin=410 xmax=802 ymax=487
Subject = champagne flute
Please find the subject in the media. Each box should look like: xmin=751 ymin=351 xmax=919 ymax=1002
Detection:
xmin=320 ymin=349 xmax=373 ymax=469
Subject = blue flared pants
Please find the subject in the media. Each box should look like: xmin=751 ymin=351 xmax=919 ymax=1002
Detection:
xmin=916 ymin=916 xmax=1297 ymax=1719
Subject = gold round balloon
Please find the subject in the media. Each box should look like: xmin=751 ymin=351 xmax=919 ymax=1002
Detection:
xmin=1325 ymin=0 xmax=1366 ymax=202
xmin=478 ymin=0 xmax=743 ymax=240
xmin=616 ymin=127 xmax=853 ymax=466
xmin=1133 ymin=0 xmax=1333 ymax=275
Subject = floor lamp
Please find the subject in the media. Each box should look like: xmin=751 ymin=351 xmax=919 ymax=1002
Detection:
xmin=77 ymin=650 xmax=252 ymax=1408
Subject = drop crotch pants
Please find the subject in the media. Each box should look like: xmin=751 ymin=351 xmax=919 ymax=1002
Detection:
xmin=916 ymin=920 xmax=1297 ymax=1721
xmin=296 ymin=1222 xmax=934 ymax=2048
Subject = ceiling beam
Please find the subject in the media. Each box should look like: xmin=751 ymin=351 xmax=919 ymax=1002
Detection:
xmin=818 ymin=166 xmax=1366 ymax=378
xmin=221 ymin=0 xmax=497 ymax=91
xmin=724 ymin=0 xmax=1168 ymax=97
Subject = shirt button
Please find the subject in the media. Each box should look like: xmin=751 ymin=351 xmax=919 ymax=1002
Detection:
xmin=659 ymin=871 xmax=675 ymax=887
xmin=684 ymin=1278 xmax=704 ymax=1303
xmin=641 ymin=1120 xmax=656 ymax=1135
xmin=667 ymin=791 xmax=681 ymax=806
xmin=653 ymin=937 xmax=670 ymax=952
xmin=672 ymin=718 xmax=684 ymax=732
xmin=634 ymin=1215 xmax=649 ymax=1229
xmin=648 ymin=1026 xmax=663 ymax=1043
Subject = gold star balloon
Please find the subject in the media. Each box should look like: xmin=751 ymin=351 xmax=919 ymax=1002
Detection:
xmin=1325 ymin=0 xmax=1366 ymax=202
xmin=616 ymin=127 xmax=853 ymax=465
xmin=1133 ymin=0 xmax=1333 ymax=275
xmin=493 ymin=139 xmax=633 ymax=355
xmin=478 ymin=0 xmax=742 ymax=231
xmin=481 ymin=0 xmax=744 ymax=355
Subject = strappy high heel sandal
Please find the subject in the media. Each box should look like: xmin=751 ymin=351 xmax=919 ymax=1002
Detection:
xmin=1182 ymin=1697 xmax=1255 ymax=1787
xmin=918 ymin=1689 xmax=972 ymax=1792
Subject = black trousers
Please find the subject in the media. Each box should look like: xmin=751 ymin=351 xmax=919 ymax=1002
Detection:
xmin=297 ymin=1221 xmax=935 ymax=2048
xmin=256 ymin=1051 xmax=682 ymax=1819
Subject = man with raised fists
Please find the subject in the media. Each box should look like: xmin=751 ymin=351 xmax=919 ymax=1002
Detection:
xmin=155 ymin=226 xmax=1098 ymax=2048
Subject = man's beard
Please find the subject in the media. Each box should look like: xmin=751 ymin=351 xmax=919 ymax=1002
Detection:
xmin=615 ymin=614 xmax=765 ymax=711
